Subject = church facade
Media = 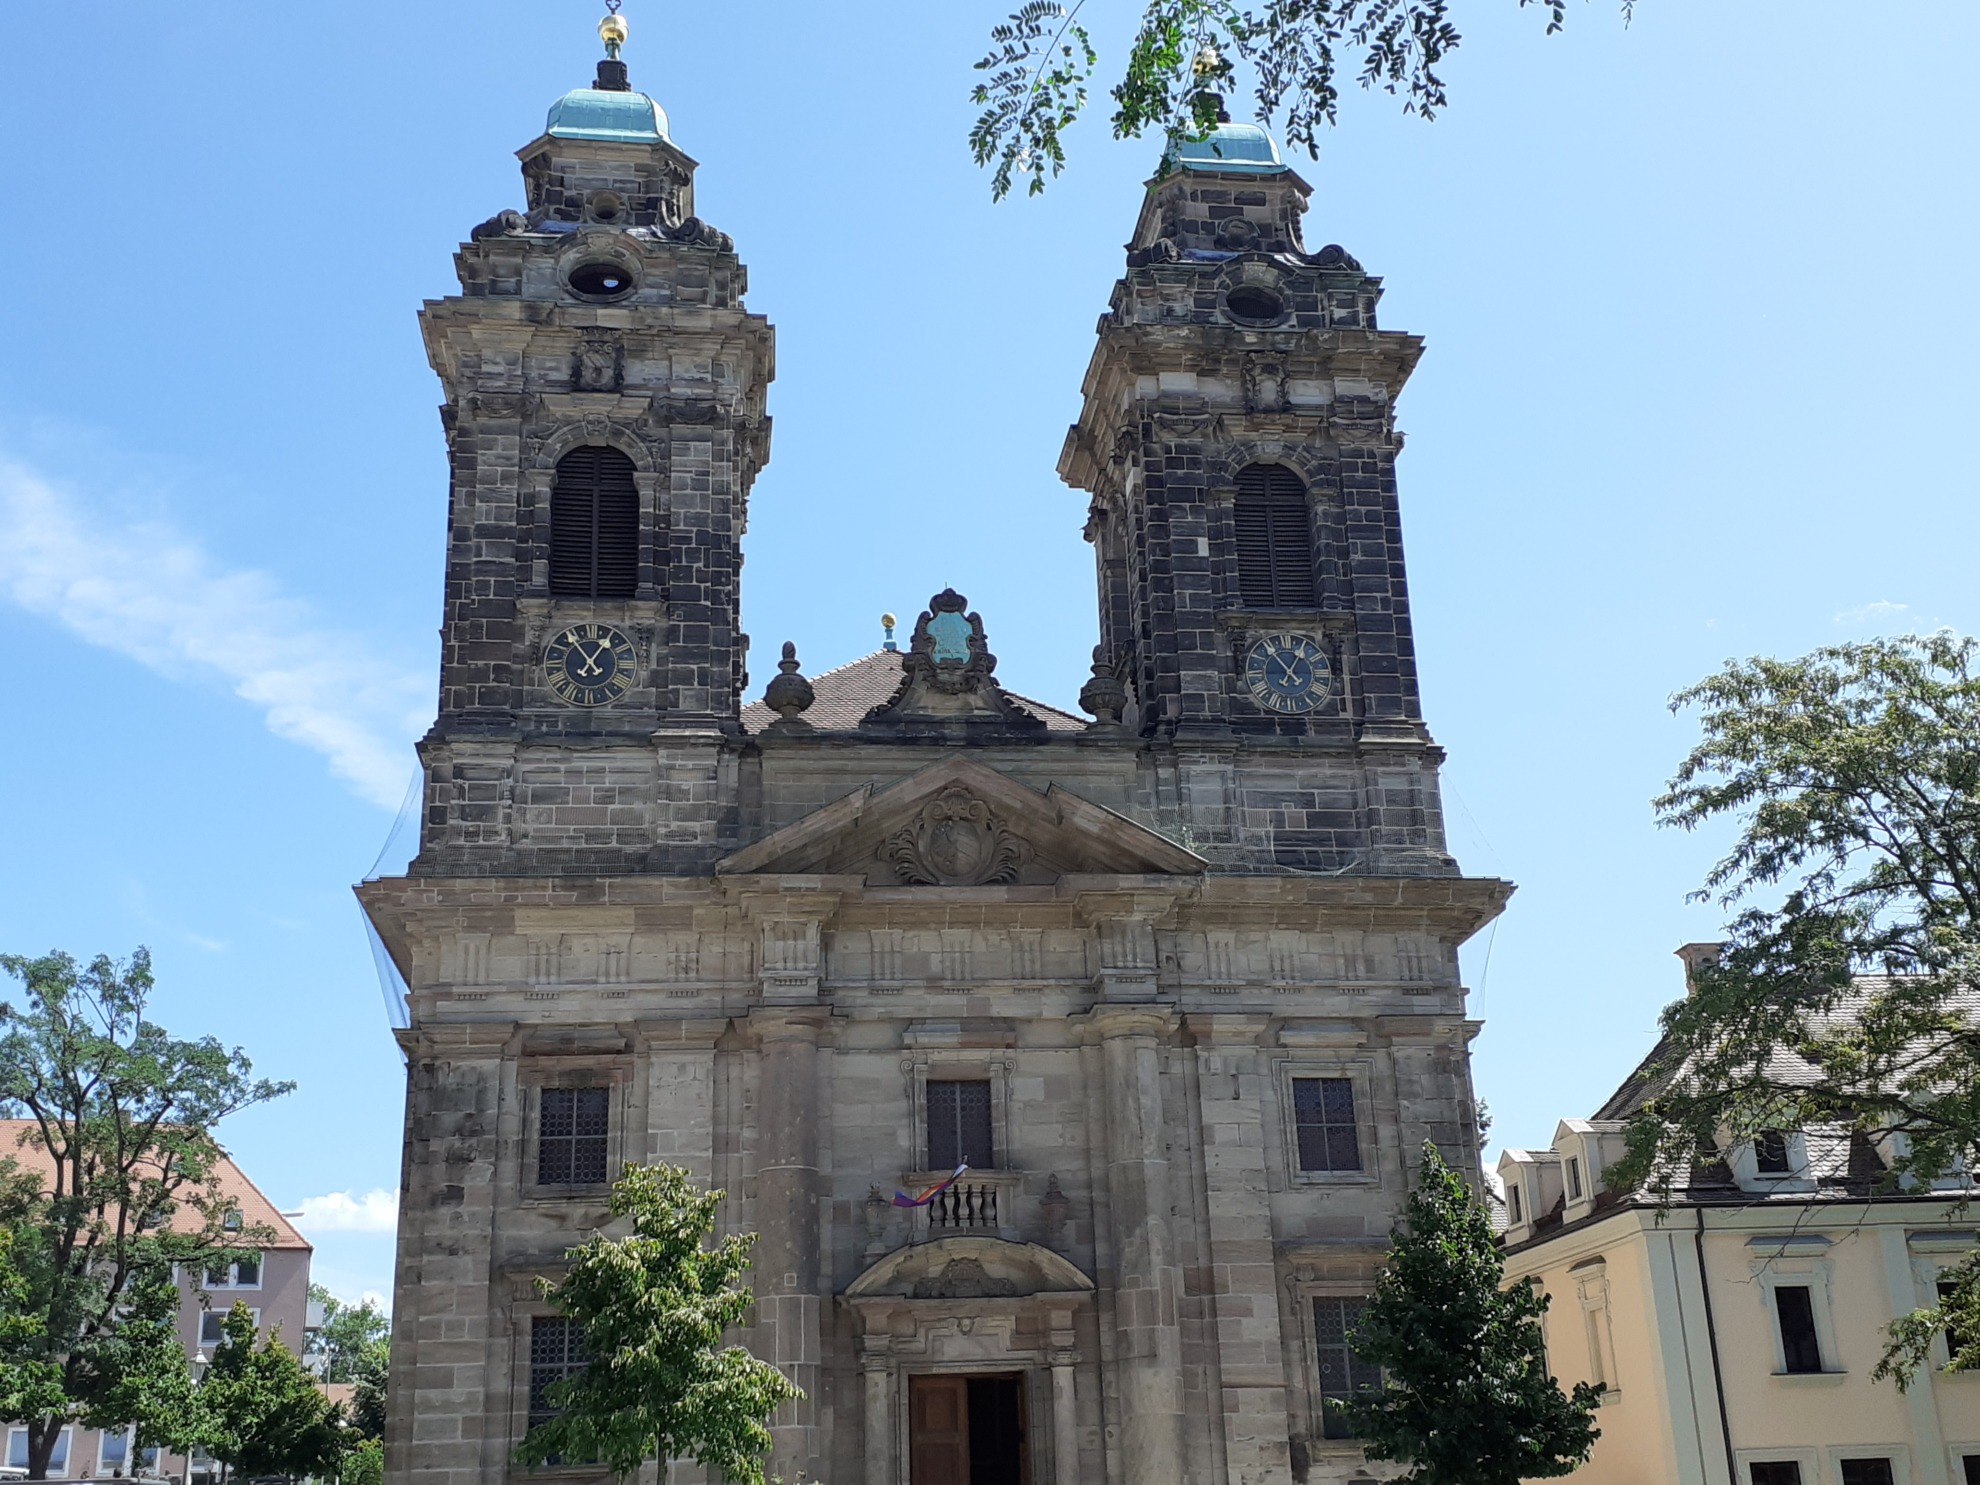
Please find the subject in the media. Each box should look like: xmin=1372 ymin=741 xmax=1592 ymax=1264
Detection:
xmin=359 ymin=30 xmax=1507 ymax=1485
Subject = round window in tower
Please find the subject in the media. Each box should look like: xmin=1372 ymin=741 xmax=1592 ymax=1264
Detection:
xmin=1224 ymin=284 xmax=1286 ymax=325
xmin=568 ymin=260 xmax=638 ymax=300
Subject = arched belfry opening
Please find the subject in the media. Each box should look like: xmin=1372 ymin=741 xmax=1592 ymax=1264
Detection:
xmin=1232 ymin=462 xmax=1316 ymax=607
xmin=549 ymin=445 xmax=639 ymax=599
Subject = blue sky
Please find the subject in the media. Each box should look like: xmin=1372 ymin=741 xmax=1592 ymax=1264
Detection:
xmin=2 ymin=1 xmax=1975 ymax=1303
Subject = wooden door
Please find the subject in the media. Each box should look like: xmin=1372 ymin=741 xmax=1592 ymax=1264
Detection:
xmin=910 ymin=1374 xmax=970 ymax=1485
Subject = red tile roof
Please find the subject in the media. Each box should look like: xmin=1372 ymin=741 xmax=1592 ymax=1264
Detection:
xmin=740 ymin=648 xmax=1087 ymax=734
xmin=0 ymin=1119 xmax=310 ymax=1250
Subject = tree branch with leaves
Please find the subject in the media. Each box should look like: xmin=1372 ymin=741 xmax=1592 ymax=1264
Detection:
xmin=0 ymin=948 xmax=292 ymax=1477
xmin=1608 ymin=634 xmax=1980 ymax=1386
xmin=971 ymin=0 xmax=1629 ymax=198
xmin=514 ymin=1163 xmax=800 ymax=1485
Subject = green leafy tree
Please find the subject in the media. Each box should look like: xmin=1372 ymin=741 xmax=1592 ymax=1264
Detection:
xmin=307 ymin=1286 xmax=391 ymax=1442
xmin=1609 ymin=635 xmax=1980 ymax=1384
xmin=199 ymin=1303 xmax=348 ymax=1483
xmin=342 ymin=1436 xmax=384 ymax=1485
xmin=1343 ymin=1143 xmax=1601 ymax=1483
xmin=514 ymin=1163 xmax=801 ymax=1485
xmin=307 ymin=1286 xmax=391 ymax=1384
xmin=75 ymin=1271 xmax=202 ymax=1460
xmin=0 ymin=948 xmax=291 ymax=1478
xmin=970 ymin=0 xmax=1633 ymax=198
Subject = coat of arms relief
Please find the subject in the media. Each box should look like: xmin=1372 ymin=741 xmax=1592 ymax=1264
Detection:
xmin=884 ymin=786 xmax=1032 ymax=886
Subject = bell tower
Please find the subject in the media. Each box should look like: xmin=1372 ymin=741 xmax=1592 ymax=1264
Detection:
xmin=415 ymin=13 xmax=773 ymax=873
xmin=1060 ymin=122 xmax=1428 ymax=748
xmin=1060 ymin=122 xmax=1453 ymax=874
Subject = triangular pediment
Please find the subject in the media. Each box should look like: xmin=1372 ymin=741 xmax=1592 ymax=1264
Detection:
xmin=715 ymin=757 xmax=1206 ymax=885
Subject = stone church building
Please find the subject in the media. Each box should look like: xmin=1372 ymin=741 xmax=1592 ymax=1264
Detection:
xmin=358 ymin=24 xmax=1507 ymax=1485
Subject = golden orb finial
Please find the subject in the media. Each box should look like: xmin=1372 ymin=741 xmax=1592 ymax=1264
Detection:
xmin=599 ymin=6 xmax=629 ymax=59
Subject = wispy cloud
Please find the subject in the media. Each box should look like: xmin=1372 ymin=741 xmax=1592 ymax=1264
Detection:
xmin=0 ymin=460 xmax=427 ymax=809
xmin=292 ymin=1188 xmax=399 ymax=1233
xmin=1834 ymin=599 xmax=1918 ymax=627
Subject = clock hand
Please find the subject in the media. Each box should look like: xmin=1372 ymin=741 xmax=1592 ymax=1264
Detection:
xmin=573 ymin=641 xmax=607 ymax=677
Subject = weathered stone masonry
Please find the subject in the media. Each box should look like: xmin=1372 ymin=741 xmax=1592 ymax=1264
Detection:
xmin=363 ymin=55 xmax=1506 ymax=1485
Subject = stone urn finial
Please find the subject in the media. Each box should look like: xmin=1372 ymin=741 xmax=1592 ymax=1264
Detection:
xmin=1079 ymin=646 xmax=1129 ymax=730
xmin=762 ymin=641 xmax=815 ymax=727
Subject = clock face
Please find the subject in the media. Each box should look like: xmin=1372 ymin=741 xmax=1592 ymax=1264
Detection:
xmin=543 ymin=623 xmax=638 ymax=707
xmin=1243 ymin=632 xmax=1332 ymax=714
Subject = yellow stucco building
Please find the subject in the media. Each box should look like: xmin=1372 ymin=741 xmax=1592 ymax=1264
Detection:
xmin=1498 ymin=951 xmax=1980 ymax=1485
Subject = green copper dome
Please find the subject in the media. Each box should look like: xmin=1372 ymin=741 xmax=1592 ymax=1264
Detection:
xmin=1166 ymin=122 xmax=1287 ymax=175
xmin=544 ymin=88 xmax=669 ymax=143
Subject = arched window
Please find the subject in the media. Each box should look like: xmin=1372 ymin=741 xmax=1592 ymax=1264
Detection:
xmin=549 ymin=446 xmax=639 ymax=599
xmin=1233 ymin=463 xmax=1316 ymax=607
xmin=1227 ymin=463 xmax=1306 ymax=605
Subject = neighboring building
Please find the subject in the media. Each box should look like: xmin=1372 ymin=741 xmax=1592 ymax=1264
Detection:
xmin=0 ymin=1120 xmax=313 ymax=1482
xmin=1496 ymin=952 xmax=1980 ymax=1485
xmin=357 ymin=21 xmax=1509 ymax=1485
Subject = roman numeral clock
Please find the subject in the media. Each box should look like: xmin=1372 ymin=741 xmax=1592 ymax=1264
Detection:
xmin=1242 ymin=631 xmax=1332 ymax=714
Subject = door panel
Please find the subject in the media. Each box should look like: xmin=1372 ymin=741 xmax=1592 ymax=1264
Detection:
xmin=910 ymin=1375 xmax=970 ymax=1485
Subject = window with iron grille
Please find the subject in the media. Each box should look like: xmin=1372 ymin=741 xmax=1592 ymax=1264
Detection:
xmin=528 ymin=1316 xmax=588 ymax=1431
xmin=1292 ymin=1077 xmax=1361 ymax=1172
xmin=1313 ymin=1297 xmax=1381 ymax=1439
xmin=1773 ymin=1286 xmax=1823 ymax=1373
xmin=926 ymin=1080 xmax=994 ymax=1171
xmin=549 ymin=446 xmax=639 ymax=599
xmin=538 ymin=1087 xmax=610 ymax=1186
xmin=1232 ymin=464 xmax=1316 ymax=608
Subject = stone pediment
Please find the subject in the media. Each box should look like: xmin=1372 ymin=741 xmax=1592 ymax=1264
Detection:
xmin=715 ymin=757 xmax=1206 ymax=886
xmin=843 ymin=1235 xmax=1094 ymax=1300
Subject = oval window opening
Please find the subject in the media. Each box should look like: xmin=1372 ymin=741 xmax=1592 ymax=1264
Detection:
xmin=1225 ymin=285 xmax=1284 ymax=324
xmin=570 ymin=261 xmax=634 ymax=299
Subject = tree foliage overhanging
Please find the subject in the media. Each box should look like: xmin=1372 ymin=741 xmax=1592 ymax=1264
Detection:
xmin=970 ymin=0 xmax=1633 ymax=198
xmin=514 ymin=1163 xmax=800 ymax=1485
xmin=1342 ymin=1143 xmax=1600 ymax=1483
xmin=0 ymin=948 xmax=292 ymax=1478
xmin=1608 ymin=634 xmax=1980 ymax=1386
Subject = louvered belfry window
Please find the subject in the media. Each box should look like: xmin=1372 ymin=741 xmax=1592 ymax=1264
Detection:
xmin=549 ymin=446 xmax=639 ymax=599
xmin=1232 ymin=462 xmax=1316 ymax=607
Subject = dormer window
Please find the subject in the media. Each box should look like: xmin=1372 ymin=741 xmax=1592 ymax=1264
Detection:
xmin=1508 ymin=1181 xmax=1523 ymax=1224
xmin=1754 ymin=1131 xmax=1792 ymax=1175
xmin=1565 ymin=1156 xmax=1583 ymax=1201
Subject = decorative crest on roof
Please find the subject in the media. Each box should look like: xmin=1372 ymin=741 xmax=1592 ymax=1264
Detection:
xmin=861 ymin=590 xmax=1046 ymax=737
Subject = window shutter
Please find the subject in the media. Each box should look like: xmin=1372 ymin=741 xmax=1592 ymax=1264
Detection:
xmin=1232 ymin=463 xmax=1316 ymax=607
xmin=550 ymin=447 xmax=639 ymax=599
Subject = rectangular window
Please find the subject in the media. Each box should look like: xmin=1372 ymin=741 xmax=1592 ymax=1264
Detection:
xmin=528 ymin=1316 xmax=588 ymax=1430
xmin=204 ymin=1253 xmax=261 ymax=1289
xmin=1754 ymin=1131 xmax=1792 ymax=1175
xmin=926 ymin=1080 xmax=994 ymax=1171
xmin=1774 ymin=1286 xmax=1823 ymax=1373
xmin=538 ymin=1088 xmax=610 ymax=1186
xmin=1566 ymin=1156 xmax=1583 ymax=1201
xmin=1839 ymin=1461 xmax=1895 ymax=1485
xmin=100 ymin=1429 xmax=131 ymax=1470
xmin=1508 ymin=1182 xmax=1523 ymax=1224
xmin=7 ymin=1428 xmax=71 ymax=1475
xmin=1961 ymin=1455 xmax=1980 ymax=1485
xmin=199 ymin=1308 xmax=259 ymax=1346
xmin=1292 ymin=1078 xmax=1361 ymax=1173
xmin=1939 ymin=1279 xmax=1968 ymax=1360
xmin=1749 ymin=1466 xmax=1802 ymax=1485
xmin=1313 ymin=1297 xmax=1382 ymax=1440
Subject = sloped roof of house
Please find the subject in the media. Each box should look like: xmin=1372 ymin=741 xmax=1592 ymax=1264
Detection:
xmin=0 ymin=1119 xmax=310 ymax=1250
xmin=739 ymin=649 xmax=1087 ymax=734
